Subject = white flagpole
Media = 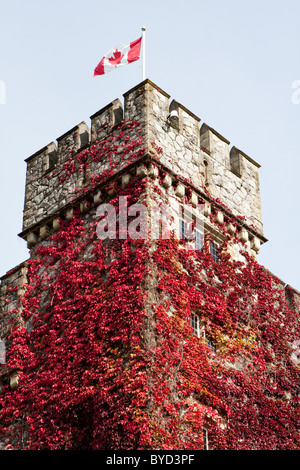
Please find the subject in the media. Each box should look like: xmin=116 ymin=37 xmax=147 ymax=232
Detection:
xmin=142 ymin=27 xmax=146 ymax=81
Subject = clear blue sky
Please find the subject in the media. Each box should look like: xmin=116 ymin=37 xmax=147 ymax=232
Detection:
xmin=0 ymin=0 xmax=299 ymax=291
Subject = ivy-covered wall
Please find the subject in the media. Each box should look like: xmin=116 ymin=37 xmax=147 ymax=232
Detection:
xmin=0 ymin=82 xmax=299 ymax=450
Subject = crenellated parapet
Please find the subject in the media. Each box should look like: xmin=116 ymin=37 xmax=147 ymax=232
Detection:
xmin=20 ymin=79 xmax=265 ymax=250
xmin=90 ymin=98 xmax=123 ymax=142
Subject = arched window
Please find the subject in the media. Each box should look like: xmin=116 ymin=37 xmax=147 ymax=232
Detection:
xmin=0 ymin=339 xmax=6 ymax=365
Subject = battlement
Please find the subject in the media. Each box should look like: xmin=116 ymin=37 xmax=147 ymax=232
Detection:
xmin=20 ymin=79 xmax=264 ymax=246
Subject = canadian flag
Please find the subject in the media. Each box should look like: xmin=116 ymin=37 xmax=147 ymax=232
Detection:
xmin=94 ymin=37 xmax=142 ymax=76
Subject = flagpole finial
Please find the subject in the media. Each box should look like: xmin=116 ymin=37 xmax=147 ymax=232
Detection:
xmin=141 ymin=27 xmax=146 ymax=81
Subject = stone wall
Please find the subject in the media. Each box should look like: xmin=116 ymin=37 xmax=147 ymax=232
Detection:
xmin=0 ymin=262 xmax=27 ymax=401
xmin=0 ymin=262 xmax=27 ymax=340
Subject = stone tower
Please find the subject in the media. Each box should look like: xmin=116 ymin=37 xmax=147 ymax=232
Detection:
xmin=20 ymin=79 xmax=266 ymax=256
xmin=0 ymin=80 xmax=299 ymax=450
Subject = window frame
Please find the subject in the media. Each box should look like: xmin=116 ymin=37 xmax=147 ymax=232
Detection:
xmin=178 ymin=205 xmax=204 ymax=251
xmin=190 ymin=312 xmax=205 ymax=339
xmin=210 ymin=240 xmax=219 ymax=262
xmin=195 ymin=228 xmax=204 ymax=251
xmin=190 ymin=311 xmax=200 ymax=337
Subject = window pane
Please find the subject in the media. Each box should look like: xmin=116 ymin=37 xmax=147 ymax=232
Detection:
xmin=195 ymin=229 xmax=204 ymax=251
xmin=179 ymin=219 xmax=185 ymax=239
xmin=190 ymin=313 xmax=199 ymax=336
xmin=210 ymin=241 xmax=218 ymax=262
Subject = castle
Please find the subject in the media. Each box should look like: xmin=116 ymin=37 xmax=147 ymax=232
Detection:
xmin=0 ymin=79 xmax=299 ymax=450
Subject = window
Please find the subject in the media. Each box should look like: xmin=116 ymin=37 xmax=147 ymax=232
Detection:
xmin=205 ymin=336 xmax=216 ymax=352
xmin=179 ymin=218 xmax=193 ymax=241
xmin=179 ymin=218 xmax=204 ymax=251
xmin=210 ymin=240 xmax=219 ymax=262
xmin=195 ymin=229 xmax=204 ymax=251
xmin=190 ymin=314 xmax=216 ymax=353
xmin=179 ymin=218 xmax=186 ymax=240
xmin=190 ymin=312 xmax=200 ymax=337
xmin=190 ymin=312 xmax=205 ymax=338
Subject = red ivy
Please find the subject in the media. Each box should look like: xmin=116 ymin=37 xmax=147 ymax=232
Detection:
xmin=0 ymin=121 xmax=299 ymax=450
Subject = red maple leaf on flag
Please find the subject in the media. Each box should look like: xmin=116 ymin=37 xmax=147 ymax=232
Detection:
xmin=108 ymin=49 xmax=124 ymax=66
